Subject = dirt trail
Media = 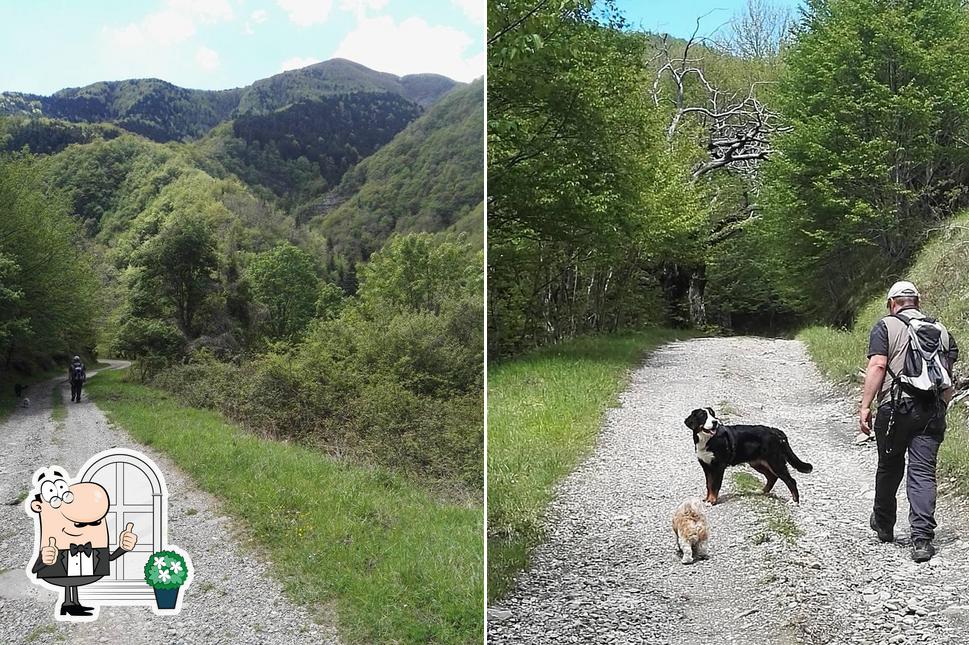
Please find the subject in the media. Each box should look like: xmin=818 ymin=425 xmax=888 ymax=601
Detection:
xmin=0 ymin=362 xmax=341 ymax=644
xmin=488 ymin=337 xmax=969 ymax=645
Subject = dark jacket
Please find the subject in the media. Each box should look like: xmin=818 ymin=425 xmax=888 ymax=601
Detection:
xmin=32 ymin=546 xmax=124 ymax=579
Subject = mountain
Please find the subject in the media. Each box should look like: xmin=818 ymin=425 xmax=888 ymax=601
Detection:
xmin=0 ymin=59 xmax=459 ymax=143
xmin=190 ymin=90 xmax=423 ymax=206
xmin=0 ymin=79 xmax=242 ymax=142
xmin=236 ymin=59 xmax=458 ymax=114
xmin=306 ymin=78 xmax=484 ymax=262
xmin=0 ymin=61 xmax=482 ymax=299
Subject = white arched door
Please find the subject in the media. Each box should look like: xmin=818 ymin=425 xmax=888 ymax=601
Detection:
xmin=80 ymin=452 xmax=164 ymax=603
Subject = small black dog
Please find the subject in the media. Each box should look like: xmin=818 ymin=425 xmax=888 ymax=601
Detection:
xmin=684 ymin=407 xmax=813 ymax=504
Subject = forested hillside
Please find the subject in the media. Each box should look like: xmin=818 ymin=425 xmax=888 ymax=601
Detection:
xmin=236 ymin=58 xmax=457 ymax=113
xmin=0 ymin=79 xmax=242 ymax=142
xmin=310 ymin=79 xmax=485 ymax=265
xmin=0 ymin=58 xmax=458 ymax=143
xmin=0 ymin=57 xmax=484 ymax=489
xmin=190 ymin=91 xmax=423 ymax=208
xmin=489 ymin=0 xmax=969 ymax=355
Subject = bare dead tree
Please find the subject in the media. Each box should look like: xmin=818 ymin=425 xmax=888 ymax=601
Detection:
xmin=647 ymin=6 xmax=794 ymax=251
xmin=651 ymin=28 xmax=788 ymax=182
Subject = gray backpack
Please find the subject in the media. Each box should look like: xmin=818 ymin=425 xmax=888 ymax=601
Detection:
xmin=888 ymin=313 xmax=952 ymax=399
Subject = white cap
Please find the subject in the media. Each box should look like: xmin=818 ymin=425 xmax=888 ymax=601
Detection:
xmin=887 ymin=281 xmax=919 ymax=300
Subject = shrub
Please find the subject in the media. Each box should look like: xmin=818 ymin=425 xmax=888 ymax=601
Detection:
xmin=151 ymin=233 xmax=483 ymax=489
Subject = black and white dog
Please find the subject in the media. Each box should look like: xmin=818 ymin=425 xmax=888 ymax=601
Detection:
xmin=684 ymin=407 xmax=813 ymax=504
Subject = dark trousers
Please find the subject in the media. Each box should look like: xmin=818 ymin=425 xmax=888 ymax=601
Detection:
xmin=70 ymin=381 xmax=83 ymax=401
xmin=46 ymin=575 xmax=100 ymax=605
xmin=872 ymin=399 xmax=945 ymax=541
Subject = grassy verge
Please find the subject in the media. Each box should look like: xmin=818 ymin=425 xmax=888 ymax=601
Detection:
xmin=87 ymin=369 xmax=482 ymax=644
xmin=730 ymin=471 xmax=801 ymax=544
xmin=487 ymin=328 xmax=687 ymax=602
xmin=800 ymin=325 xmax=969 ymax=497
xmin=51 ymin=384 xmax=66 ymax=423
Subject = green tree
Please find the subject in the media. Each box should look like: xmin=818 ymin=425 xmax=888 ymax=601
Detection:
xmin=0 ymin=253 xmax=28 ymax=350
xmin=246 ymin=243 xmax=320 ymax=341
xmin=761 ymin=0 xmax=969 ymax=323
xmin=0 ymin=155 xmax=99 ymax=371
xmin=113 ymin=317 xmax=185 ymax=379
xmin=132 ymin=211 xmax=219 ymax=337
xmin=488 ymin=1 xmax=705 ymax=352
xmin=358 ymin=233 xmax=481 ymax=315
xmin=315 ymin=281 xmax=346 ymax=320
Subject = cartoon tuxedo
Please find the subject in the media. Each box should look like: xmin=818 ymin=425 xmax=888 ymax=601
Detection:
xmin=32 ymin=542 xmax=125 ymax=579
xmin=27 ymin=469 xmax=137 ymax=617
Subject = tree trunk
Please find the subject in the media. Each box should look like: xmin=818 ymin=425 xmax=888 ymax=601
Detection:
xmin=688 ymin=267 xmax=707 ymax=327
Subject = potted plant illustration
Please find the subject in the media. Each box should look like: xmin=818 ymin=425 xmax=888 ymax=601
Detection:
xmin=144 ymin=548 xmax=190 ymax=610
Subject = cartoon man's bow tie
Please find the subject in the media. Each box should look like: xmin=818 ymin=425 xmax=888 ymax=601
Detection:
xmin=69 ymin=542 xmax=93 ymax=556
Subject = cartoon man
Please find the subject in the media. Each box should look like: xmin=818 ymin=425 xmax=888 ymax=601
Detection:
xmin=28 ymin=467 xmax=138 ymax=617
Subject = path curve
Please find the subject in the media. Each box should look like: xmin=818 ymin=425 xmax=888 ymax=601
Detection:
xmin=488 ymin=337 xmax=969 ymax=645
xmin=0 ymin=361 xmax=341 ymax=644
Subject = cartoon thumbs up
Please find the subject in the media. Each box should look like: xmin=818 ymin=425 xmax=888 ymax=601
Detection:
xmin=119 ymin=522 xmax=137 ymax=551
xmin=41 ymin=537 xmax=58 ymax=565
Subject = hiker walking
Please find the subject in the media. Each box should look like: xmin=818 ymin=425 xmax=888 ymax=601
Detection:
xmin=859 ymin=281 xmax=958 ymax=562
xmin=68 ymin=356 xmax=86 ymax=403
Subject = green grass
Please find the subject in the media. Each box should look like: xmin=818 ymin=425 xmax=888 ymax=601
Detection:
xmin=6 ymin=488 xmax=29 ymax=507
xmin=86 ymin=369 xmax=482 ymax=644
xmin=487 ymin=328 xmax=687 ymax=601
xmin=731 ymin=471 xmax=763 ymax=495
xmin=798 ymin=325 xmax=868 ymax=384
xmin=25 ymin=624 xmax=58 ymax=643
xmin=50 ymin=385 xmax=66 ymax=423
xmin=729 ymin=471 xmax=801 ymax=544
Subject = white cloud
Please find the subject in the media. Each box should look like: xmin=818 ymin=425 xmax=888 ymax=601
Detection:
xmin=244 ymin=8 xmax=270 ymax=34
xmin=280 ymin=56 xmax=322 ymax=72
xmin=332 ymin=16 xmax=484 ymax=81
xmin=104 ymin=0 xmax=234 ymax=51
xmin=450 ymin=0 xmax=484 ymax=25
xmin=276 ymin=0 xmax=333 ymax=27
xmin=338 ymin=0 xmax=388 ymax=21
xmin=168 ymin=0 xmax=234 ymax=23
xmin=106 ymin=9 xmax=195 ymax=49
xmin=195 ymin=46 xmax=221 ymax=71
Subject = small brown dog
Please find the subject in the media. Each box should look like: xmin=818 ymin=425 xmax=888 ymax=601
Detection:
xmin=672 ymin=498 xmax=710 ymax=564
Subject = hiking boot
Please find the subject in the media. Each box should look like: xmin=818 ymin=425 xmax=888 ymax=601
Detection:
xmin=869 ymin=512 xmax=893 ymax=543
xmin=912 ymin=539 xmax=935 ymax=563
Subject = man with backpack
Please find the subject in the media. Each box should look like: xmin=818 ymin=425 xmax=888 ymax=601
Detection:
xmin=68 ymin=356 xmax=86 ymax=403
xmin=859 ymin=281 xmax=958 ymax=562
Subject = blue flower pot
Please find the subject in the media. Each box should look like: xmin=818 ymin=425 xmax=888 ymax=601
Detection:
xmin=153 ymin=587 xmax=180 ymax=610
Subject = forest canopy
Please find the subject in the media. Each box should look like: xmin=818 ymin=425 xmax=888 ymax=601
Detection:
xmin=488 ymin=0 xmax=969 ymax=354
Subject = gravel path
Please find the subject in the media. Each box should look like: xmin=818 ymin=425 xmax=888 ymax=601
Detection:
xmin=488 ymin=337 xmax=969 ymax=645
xmin=0 ymin=362 xmax=341 ymax=644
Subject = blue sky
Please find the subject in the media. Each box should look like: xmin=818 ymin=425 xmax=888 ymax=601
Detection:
xmin=613 ymin=0 xmax=802 ymax=40
xmin=0 ymin=0 xmax=484 ymax=95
